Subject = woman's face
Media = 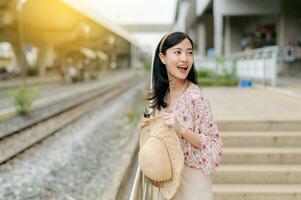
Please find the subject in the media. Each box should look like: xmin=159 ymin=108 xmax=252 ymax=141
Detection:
xmin=160 ymin=38 xmax=194 ymax=81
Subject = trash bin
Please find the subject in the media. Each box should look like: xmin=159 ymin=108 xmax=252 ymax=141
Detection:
xmin=239 ymin=80 xmax=252 ymax=88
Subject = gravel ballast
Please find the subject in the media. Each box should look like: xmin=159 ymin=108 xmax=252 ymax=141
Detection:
xmin=0 ymin=80 xmax=147 ymax=200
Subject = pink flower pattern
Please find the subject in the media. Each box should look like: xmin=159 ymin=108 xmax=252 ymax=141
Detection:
xmin=168 ymin=82 xmax=223 ymax=175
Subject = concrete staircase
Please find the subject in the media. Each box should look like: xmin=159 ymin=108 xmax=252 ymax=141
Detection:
xmin=213 ymin=122 xmax=301 ymax=200
xmin=144 ymin=87 xmax=301 ymax=200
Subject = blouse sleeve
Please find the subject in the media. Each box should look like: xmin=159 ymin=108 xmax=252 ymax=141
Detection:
xmin=192 ymin=94 xmax=223 ymax=175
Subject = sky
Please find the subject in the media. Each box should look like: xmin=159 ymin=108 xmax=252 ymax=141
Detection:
xmin=85 ymin=0 xmax=176 ymax=25
xmin=85 ymin=0 xmax=177 ymax=51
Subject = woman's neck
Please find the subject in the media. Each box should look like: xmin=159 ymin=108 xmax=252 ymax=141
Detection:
xmin=169 ymin=78 xmax=188 ymax=96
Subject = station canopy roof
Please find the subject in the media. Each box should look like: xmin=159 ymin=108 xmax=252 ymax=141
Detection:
xmin=62 ymin=0 xmax=140 ymax=48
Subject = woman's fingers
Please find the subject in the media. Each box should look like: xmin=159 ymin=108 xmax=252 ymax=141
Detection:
xmin=139 ymin=118 xmax=151 ymax=129
xmin=162 ymin=112 xmax=180 ymax=132
xmin=162 ymin=111 xmax=172 ymax=116
xmin=139 ymin=111 xmax=177 ymax=129
xmin=162 ymin=113 xmax=175 ymax=122
xmin=162 ymin=112 xmax=173 ymax=120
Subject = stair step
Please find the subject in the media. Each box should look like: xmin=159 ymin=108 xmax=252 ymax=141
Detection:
xmin=213 ymin=184 xmax=301 ymax=200
xmin=221 ymin=131 xmax=301 ymax=147
xmin=217 ymin=120 xmax=301 ymax=131
xmin=222 ymin=147 xmax=301 ymax=164
xmin=212 ymin=164 xmax=301 ymax=184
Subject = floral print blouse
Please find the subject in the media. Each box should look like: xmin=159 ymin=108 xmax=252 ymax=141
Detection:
xmin=160 ymin=82 xmax=223 ymax=175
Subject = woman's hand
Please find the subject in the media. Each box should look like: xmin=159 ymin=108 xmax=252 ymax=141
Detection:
xmin=139 ymin=118 xmax=151 ymax=129
xmin=162 ymin=111 xmax=184 ymax=137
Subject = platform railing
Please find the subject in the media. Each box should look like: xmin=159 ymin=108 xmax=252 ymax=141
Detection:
xmin=194 ymin=46 xmax=279 ymax=86
xmin=129 ymin=166 xmax=152 ymax=200
xmin=226 ymin=46 xmax=279 ymax=86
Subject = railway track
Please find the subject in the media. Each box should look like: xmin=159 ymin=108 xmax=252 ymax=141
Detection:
xmin=0 ymin=75 xmax=143 ymax=165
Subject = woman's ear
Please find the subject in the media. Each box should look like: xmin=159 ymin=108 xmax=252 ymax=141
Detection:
xmin=159 ymin=53 xmax=166 ymax=64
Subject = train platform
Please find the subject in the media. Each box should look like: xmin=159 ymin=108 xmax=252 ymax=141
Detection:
xmin=0 ymin=75 xmax=61 ymax=90
xmin=1 ymin=72 xmax=301 ymax=199
xmin=130 ymin=85 xmax=301 ymax=200
xmin=203 ymin=86 xmax=301 ymax=122
xmin=265 ymin=76 xmax=301 ymax=99
xmin=0 ymin=70 xmax=137 ymax=119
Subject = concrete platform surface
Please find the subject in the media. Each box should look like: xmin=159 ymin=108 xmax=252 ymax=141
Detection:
xmin=202 ymin=87 xmax=301 ymax=121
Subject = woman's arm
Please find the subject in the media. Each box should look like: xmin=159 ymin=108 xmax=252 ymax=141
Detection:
xmin=177 ymin=126 xmax=203 ymax=149
xmin=162 ymin=111 xmax=203 ymax=149
xmin=192 ymin=95 xmax=223 ymax=173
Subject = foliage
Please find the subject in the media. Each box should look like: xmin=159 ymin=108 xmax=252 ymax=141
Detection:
xmin=143 ymin=59 xmax=152 ymax=70
xmin=126 ymin=92 xmax=146 ymax=123
xmin=197 ymin=67 xmax=238 ymax=87
xmin=198 ymin=77 xmax=239 ymax=86
xmin=197 ymin=69 xmax=215 ymax=78
xmin=9 ymin=84 xmax=39 ymax=115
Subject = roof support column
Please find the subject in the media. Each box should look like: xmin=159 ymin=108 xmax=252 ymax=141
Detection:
xmin=213 ymin=0 xmax=223 ymax=56
xmin=196 ymin=22 xmax=206 ymax=57
xmin=37 ymin=44 xmax=53 ymax=77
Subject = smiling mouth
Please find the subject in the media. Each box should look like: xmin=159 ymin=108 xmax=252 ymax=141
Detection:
xmin=177 ymin=66 xmax=188 ymax=71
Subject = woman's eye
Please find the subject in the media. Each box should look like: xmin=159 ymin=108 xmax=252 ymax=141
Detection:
xmin=188 ymin=51 xmax=193 ymax=55
xmin=174 ymin=51 xmax=181 ymax=54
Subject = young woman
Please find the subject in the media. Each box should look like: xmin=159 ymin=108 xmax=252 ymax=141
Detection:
xmin=140 ymin=32 xmax=223 ymax=200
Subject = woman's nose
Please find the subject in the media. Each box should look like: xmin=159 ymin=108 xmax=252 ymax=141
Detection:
xmin=180 ymin=53 xmax=188 ymax=62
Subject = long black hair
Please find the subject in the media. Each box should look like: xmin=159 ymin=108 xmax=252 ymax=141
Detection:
xmin=148 ymin=32 xmax=198 ymax=110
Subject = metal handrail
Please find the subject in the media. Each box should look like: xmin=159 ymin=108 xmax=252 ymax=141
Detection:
xmin=128 ymin=41 xmax=157 ymax=200
xmin=225 ymin=46 xmax=278 ymax=59
xmin=128 ymin=165 xmax=151 ymax=200
xmin=142 ymin=175 xmax=149 ymax=200
xmin=129 ymin=166 xmax=142 ymax=200
xmin=128 ymin=47 xmax=155 ymax=199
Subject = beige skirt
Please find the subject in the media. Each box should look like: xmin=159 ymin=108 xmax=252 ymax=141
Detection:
xmin=152 ymin=165 xmax=213 ymax=200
